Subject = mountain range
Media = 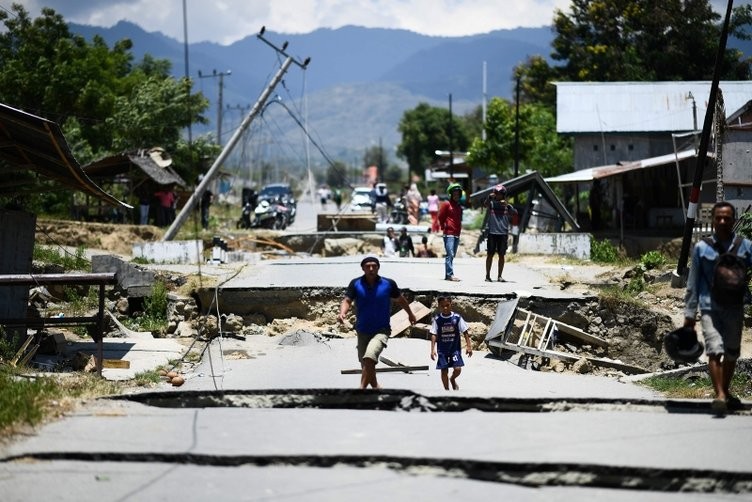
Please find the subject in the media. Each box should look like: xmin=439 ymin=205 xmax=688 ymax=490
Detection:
xmin=69 ymin=21 xmax=752 ymax=176
xmin=69 ymin=22 xmax=554 ymax=171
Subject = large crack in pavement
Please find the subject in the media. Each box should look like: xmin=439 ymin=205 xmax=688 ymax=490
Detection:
xmin=108 ymin=388 xmax=748 ymax=415
xmin=3 ymin=451 xmax=752 ymax=494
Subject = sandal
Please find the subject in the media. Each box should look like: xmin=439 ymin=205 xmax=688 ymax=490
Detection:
xmin=727 ymin=395 xmax=743 ymax=411
xmin=711 ymin=398 xmax=727 ymax=416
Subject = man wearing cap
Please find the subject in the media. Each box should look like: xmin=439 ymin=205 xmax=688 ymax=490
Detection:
xmin=485 ymin=184 xmax=517 ymax=282
xmin=338 ymin=256 xmax=417 ymax=389
xmin=438 ymin=183 xmax=464 ymax=281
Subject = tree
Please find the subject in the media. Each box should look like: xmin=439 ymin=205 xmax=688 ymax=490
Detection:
xmin=0 ymin=3 xmax=209 ymax=164
xmin=467 ymin=97 xmax=572 ymax=178
xmin=551 ymin=0 xmax=752 ymax=82
xmin=515 ymin=1 xmax=752 ymax=102
xmin=396 ymin=102 xmax=472 ymax=178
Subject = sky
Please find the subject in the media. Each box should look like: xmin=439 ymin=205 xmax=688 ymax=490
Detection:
xmin=4 ymin=1 xmax=746 ymax=45
xmin=0 ymin=1 xmax=609 ymax=45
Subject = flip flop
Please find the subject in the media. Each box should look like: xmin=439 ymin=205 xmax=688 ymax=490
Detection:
xmin=727 ymin=395 xmax=743 ymax=411
xmin=712 ymin=398 xmax=727 ymax=416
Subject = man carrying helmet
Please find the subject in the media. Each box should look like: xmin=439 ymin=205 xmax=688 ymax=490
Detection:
xmin=683 ymin=201 xmax=752 ymax=415
xmin=485 ymin=184 xmax=517 ymax=282
xmin=438 ymin=183 xmax=464 ymax=281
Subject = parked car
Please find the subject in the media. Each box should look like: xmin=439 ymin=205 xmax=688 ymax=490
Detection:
xmin=258 ymin=183 xmax=294 ymax=203
xmin=349 ymin=186 xmax=373 ymax=211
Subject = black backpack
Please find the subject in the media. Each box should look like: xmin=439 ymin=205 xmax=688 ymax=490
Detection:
xmin=703 ymin=237 xmax=749 ymax=306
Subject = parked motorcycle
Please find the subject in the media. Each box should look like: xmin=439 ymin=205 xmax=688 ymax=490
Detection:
xmin=236 ymin=202 xmax=253 ymax=229
xmin=252 ymin=198 xmax=289 ymax=229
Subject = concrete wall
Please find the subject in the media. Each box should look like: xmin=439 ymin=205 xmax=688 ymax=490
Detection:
xmin=132 ymin=240 xmax=204 ymax=264
xmin=0 ymin=210 xmax=36 ymax=341
xmin=517 ymin=232 xmax=591 ymax=260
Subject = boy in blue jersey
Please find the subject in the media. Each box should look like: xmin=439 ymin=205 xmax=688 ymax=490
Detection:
xmin=430 ymin=296 xmax=472 ymax=390
xmin=338 ymin=255 xmax=416 ymax=389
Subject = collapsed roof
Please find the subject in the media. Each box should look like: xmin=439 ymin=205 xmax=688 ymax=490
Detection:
xmin=0 ymin=102 xmax=129 ymax=208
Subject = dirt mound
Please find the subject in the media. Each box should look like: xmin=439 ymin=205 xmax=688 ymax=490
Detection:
xmin=36 ymin=219 xmax=164 ymax=256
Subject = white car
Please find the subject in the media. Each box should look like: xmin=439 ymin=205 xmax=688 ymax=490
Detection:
xmin=349 ymin=187 xmax=373 ymax=211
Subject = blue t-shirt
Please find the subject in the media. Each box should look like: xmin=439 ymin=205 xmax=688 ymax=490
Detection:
xmin=430 ymin=312 xmax=469 ymax=354
xmin=345 ymin=275 xmax=401 ymax=334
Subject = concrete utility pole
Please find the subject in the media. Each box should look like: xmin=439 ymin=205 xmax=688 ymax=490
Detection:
xmin=162 ymin=27 xmax=309 ymax=241
xmin=673 ymin=0 xmax=734 ymax=287
xmin=199 ymin=69 xmax=232 ymax=145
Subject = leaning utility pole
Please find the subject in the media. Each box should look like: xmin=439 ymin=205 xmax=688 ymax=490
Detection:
xmin=162 ymin=27 xmax=309 ymax=241
xmin=672 ymin=0 xmax=734 ymax=287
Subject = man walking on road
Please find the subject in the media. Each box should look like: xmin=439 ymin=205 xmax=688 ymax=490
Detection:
xmin=683 ymin=201 xmax=752 ymax=415
xmin=484 ymin=184 xmax=517 ymax=282
xmin=338 ymin=256 xmax=417 ymax=389
xmin=438 ymin=183 xmax=463 ymax=281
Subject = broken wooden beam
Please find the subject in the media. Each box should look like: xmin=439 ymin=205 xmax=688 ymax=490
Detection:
xmin=340 ymin=365 xmax=429 ymax=375
xmin=390 ymin=301 xmax=432 ymax=337
xmin=487 ymin=339 xmax=647 ymax=374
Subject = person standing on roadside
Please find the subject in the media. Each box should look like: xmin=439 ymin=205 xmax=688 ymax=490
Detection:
xmin=438 ymin=183 xmax=463 ymax=281
xmin=683 ymin=201 xmax=752 ymax=415
xmin=338 ymin=256 xmax=417 ymax=389
xmin=485 ymin=184 xmax=517 ymax=282
xmin=427 ymin=189 xmax=440 ymax=233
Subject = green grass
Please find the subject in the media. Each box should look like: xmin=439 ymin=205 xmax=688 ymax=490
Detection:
xmin=639 ymin=372 xmax=752 ymax=400
xmin=0 ymin=367 xmax=120 ymax=436
xmin=33 ymin=245 xmax=89 ymax=271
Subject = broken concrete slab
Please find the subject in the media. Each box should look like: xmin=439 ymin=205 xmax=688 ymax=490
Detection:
xmin=91 ymin=254 xmax=154 ymax=297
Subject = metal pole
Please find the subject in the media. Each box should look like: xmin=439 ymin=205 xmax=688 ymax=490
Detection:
xmin=514 ymin=75 xmax=521 ymax=178
xmin=162 ymin=57 xmax=295 ymax=241
xmin=673 ymin=0 xmax=734 ymax=286
xmin=448 ymin=93 xmax=453 ymax=179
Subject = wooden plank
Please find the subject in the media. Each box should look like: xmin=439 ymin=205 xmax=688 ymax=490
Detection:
xmin=390 ymin=301 xmax=432 ymax=337
xmin=340 ymin=365 xmax=429 ymax=375
xmin=553 ymin=321 xmax=608 ymax=348
xmin=517 ymin=308 xmax=608 ymax=348
xmin=487 ymin=339 xmax=646 ymax=375
xmin=102 ymin=359 xmax=131 ymax=369
xmin=379 ymin=356 xmax=421 ymax=373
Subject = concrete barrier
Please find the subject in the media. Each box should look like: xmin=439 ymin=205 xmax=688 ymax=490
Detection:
xmin=132 ymin=240 xmax=204 ymax=264
xmin=517 ymin=233 xmax=591 ymax=260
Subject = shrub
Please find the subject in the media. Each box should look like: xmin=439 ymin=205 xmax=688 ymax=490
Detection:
xmin=590 ymin=237 xmax=619 ymax=263
xmin=639 ymin=250 xmax=666 ymax=270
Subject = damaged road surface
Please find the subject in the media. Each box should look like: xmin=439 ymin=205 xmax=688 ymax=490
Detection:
xmin=2 ymin=337 xmax=752 ymax=500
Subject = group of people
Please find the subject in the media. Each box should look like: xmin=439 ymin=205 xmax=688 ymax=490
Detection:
xmin=376 ymin=182 xmax=518 ymax=283
xmin=342 ymin=190 xmax=752 ymax=414
xmin=381 ymin=227 xmax=436 ymax=258
xmin=439 ymin=182 xmax=517 ymax=282
xmin=338 ymin=256 xmax=471 ymax=390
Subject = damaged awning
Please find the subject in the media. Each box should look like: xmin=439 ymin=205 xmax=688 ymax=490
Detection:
xmin=470 ymin=171 xmax=580 ymax=231
xmin=0 ymin=102 xmax=130 ymax=208
xmin=83 ymin=150 xmax=187 ymax=188
xmin=544 ymin=149 xmax=701 ymax=183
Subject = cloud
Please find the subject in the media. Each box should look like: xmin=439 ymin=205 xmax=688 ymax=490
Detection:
xmin=10 ymin=0 xmax=751 ymax=45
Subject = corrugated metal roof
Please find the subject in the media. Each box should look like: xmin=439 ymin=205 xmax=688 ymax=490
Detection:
xmin=555 ymin=81 xmax=752 ymax=134
xmin=84 ymin=152 xmax=187 ymax=187
xmin=545 ymin=149 xmax=699 ymax=183
xmin=0 ymin=103 xmax=130 ymax=208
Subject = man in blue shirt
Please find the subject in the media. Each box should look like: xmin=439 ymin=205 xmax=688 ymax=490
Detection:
xmin=338 ymin=256 xmax=416 ymax=389
xmin=684 ymin=201 xmax=752 ymax=415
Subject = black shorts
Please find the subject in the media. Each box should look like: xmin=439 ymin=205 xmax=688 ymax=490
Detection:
xmin=487 ymin=234 xmax=509 ymax=256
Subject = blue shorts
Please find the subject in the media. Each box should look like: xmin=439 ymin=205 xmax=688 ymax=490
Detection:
xmin=436 ymin=350 xmax=464 ymax=370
